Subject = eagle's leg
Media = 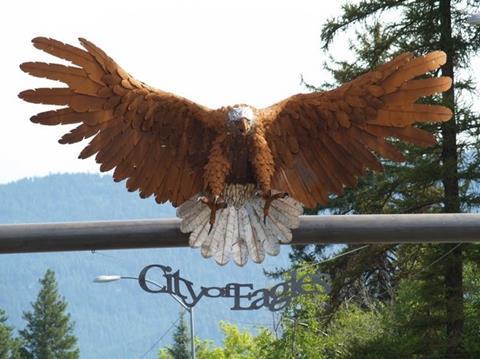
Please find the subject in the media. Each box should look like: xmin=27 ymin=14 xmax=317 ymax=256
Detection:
xmin=201 ymin=134 xmax=231 ymax=234
xmin=257 ymin=190 xmax=289 ymax=224
xmin=249 ymin=125 xmax=286 ymax=224
xmin=198 ymin=195 xmax=227 ymax=234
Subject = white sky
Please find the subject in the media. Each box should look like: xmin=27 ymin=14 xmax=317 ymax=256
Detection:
xmin=1 ymin=0 xmax=479 ymax=184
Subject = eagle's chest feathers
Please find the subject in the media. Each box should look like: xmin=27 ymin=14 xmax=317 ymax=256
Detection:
xmin=225 ymin=133 xmax=254 ymax=184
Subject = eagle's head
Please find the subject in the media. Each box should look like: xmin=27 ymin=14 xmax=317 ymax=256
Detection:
xmin=227 ymin=105 xmax=255 ymax=135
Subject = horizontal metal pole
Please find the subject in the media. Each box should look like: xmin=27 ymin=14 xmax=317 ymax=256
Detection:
xmin=0 ymin=214 xmax=478 ymax=254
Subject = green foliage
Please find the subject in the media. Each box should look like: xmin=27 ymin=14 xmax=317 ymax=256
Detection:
xmin=264 ymin=267 xmax=394 ymax=358
xmin=0 ymin=308 xmax=25 ymax=359
xmin=19 ymin=269 xmax=79 ymax=359
xmin=323 ymin=305 xmax=394 ymax=359
xmin=194 ymin=322 xmax=275 ymax=359
xmin=160 ymin=321 xmax=275 ymax=359
xmin=227 ymin=260 xmax=480 ymax=358
xmin=0 ymin=309 xmax=14 ymax=358
xmin=266 ymin=300 xmax=398 ymax=358
xmin=464 ymin=261 xmax=480 ymax=355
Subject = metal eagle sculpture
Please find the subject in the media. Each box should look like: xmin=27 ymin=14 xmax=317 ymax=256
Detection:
xmin=19 ymin=37 xmax=452 ymax=266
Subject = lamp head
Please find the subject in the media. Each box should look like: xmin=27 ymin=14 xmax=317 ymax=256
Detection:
xmin=93 ymin=275 xmax=122 ymax=283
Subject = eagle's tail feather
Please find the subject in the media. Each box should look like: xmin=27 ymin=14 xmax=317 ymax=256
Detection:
xmin=213 ymin=206 xmax=235 ymax=265
xmin=180 ymin=205 xmax=209 ymax=234
xmin=232 ymin=208 xmax=248 ymax=265
xmin=244 ymin=204 xmax=266 ymax=264
xmin=177 ymin=186 xmax=303 ymax=266
xmin=177 ymin=198 xmax=203 ymax=219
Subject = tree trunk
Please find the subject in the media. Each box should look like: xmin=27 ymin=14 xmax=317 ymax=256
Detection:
xmin=439 ymin=0 xmax=464 ymax=356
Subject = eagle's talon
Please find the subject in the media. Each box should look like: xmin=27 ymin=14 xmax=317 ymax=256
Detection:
xmin=258 ymin=190 xmax=289 ymax=225
xmin=199 ymin=195 xmax=227 ymax=235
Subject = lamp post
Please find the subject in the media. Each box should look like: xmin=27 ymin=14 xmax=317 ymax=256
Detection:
xmin=94 ymin=275 xmax=195 ymax=359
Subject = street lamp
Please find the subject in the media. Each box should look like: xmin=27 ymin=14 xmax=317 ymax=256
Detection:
xmin=94 ymin=274 xmax=196 ymax=359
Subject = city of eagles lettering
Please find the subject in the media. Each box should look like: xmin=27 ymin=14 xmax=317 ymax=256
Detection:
xmin=138 ymin=264 xmax=331 ymax=312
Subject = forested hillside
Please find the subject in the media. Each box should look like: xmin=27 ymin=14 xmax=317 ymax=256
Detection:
xmin=0 ymin=173 xmax=290 ymax=358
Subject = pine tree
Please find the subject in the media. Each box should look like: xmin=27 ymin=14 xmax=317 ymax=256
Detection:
xmin=159 ymin=310 xmax=191 ymax=359
xmin=285 ymin=0 xmax=480 ymax=355
xmin=19 ymin=269 xmax=79 ymax=359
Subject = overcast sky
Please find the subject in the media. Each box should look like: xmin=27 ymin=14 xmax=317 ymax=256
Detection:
xmin=1 ymin=0 xmax=479 ymax=184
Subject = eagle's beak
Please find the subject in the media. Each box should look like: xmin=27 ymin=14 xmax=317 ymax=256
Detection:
xmin=239 ymin=117 xmax=250 ymax=134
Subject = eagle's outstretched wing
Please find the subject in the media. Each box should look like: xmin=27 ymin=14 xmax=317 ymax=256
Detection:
xmin=19 ymin=37 xmax=223 ymax=206
xmin=258 ymin=51 xmax=452 ymax=208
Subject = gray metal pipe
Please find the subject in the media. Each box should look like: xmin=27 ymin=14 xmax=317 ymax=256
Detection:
xmin=0 ymin=214 xmax=478 ymax=254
